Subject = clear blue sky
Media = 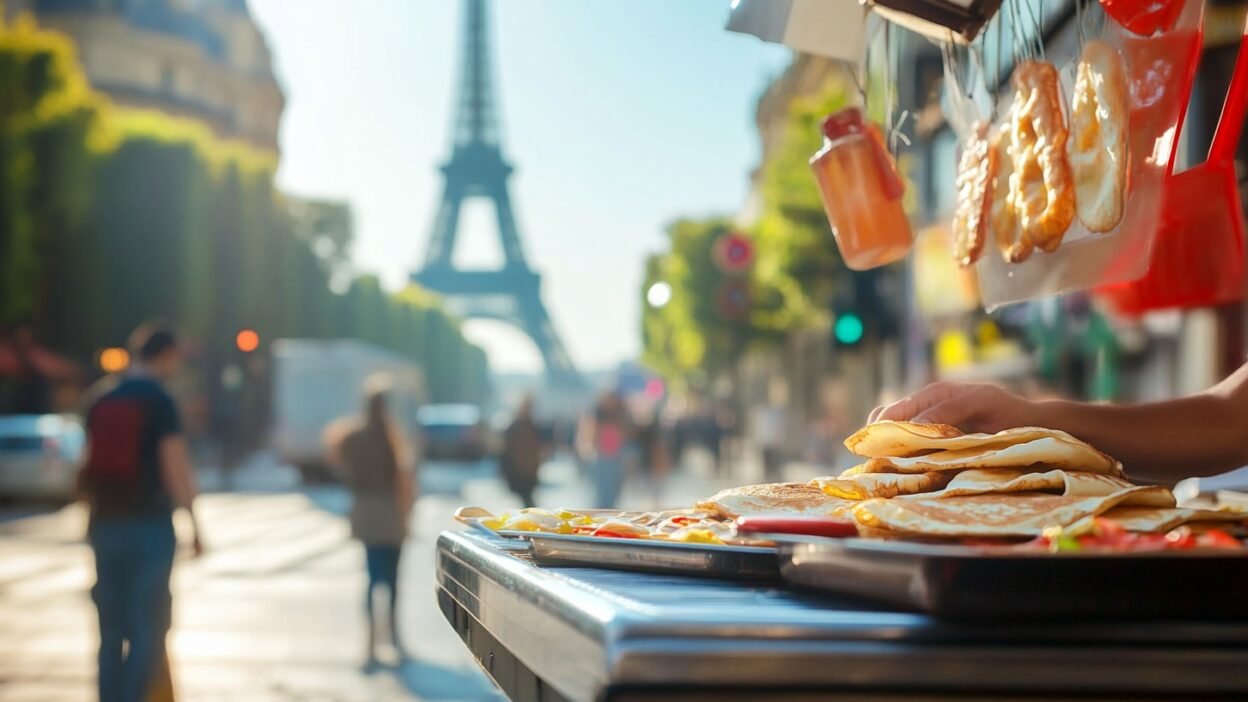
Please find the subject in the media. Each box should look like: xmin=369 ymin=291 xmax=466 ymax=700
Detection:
xmin=248 ymin=0 xmax=791 ymax=372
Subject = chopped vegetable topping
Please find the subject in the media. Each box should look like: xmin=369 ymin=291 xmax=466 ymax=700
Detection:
xmin=1030 ymin=519 xmax=1244 ymax=553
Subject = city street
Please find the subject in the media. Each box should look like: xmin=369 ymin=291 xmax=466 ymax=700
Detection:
xmin=0 ymin=455 xmax=739 ymax=702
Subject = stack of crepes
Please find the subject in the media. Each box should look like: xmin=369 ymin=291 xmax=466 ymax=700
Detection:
xmin=700 ymin=421 xmax=1247 ymax=539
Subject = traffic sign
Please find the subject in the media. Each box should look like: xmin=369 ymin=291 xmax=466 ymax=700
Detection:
xmin=713 ymin=232 xmax=754 ymax=274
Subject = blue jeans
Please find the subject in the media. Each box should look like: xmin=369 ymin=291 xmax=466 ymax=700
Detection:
xmin=365 ymin=545 xmax=401 ymax=596
xmin=89 ymin=516 xmax=176 ymax=702
xmin=592 ymin=456 xmax=624 ymax=509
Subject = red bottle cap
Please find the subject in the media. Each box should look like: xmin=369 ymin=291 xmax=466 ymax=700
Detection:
xmin=822 ymin=107 xmax=865 ymax=140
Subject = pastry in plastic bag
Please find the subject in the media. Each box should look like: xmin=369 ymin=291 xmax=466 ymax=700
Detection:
xmin=952 ymin=122 xmax=995 ymax=266
xmin=991 ymin=128 xmax=1032 ymax=262
xmin=1070 ymin=41 xmax=1129 ymax=233
xmin=1009 ymin=61 xmax=1075 ymax=252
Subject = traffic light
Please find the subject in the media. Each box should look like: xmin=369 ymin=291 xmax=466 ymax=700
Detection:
xmin=834 ymin=313 xmax=864 ymax=345
xmin=830 ymin=268 xmax=902 ymax=350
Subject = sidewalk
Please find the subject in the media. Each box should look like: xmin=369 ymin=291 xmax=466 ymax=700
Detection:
xmin=0 ymin=450 xmax=832 ymax=702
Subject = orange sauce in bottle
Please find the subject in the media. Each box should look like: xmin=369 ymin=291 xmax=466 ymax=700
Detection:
xmin=810 ymin=108 xmax=913 ymax=270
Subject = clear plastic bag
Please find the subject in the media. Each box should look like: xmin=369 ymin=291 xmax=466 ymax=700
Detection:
xmin=960 ymin=0 xmax=1204 ymax=309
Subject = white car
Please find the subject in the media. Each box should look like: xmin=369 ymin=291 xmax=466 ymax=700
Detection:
xmin=0 ymin=415 xmax=85 ymax=501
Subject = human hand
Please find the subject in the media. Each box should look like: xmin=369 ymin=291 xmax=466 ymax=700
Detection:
xmin=867 ymin=382 xmax=1042 ymax=434
xmin=191 ymin=532 xmax=205 ymax=558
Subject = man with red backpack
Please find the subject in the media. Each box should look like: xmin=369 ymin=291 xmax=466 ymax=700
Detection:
xmin=80 ymin=324 xmax=203 ymax=702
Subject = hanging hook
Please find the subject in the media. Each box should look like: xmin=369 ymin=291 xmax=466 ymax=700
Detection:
xmin=1074 ymin=0 xmax=1086 ymax=51
xmin=1023 ymin=0 xmax=1045 ymax=61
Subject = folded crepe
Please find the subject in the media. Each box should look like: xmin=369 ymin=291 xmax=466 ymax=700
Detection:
xmin=697 ymin=482 xmax=854 ymax=520
xmin=811 ymin=471 xmax=952 ymax=500
xmin=1077 ymin=506 xmax=1248 ymax=534
xmin=846 ymin=421 xmax=1094 ymax=459
xmin=844 ymin=421 xmax=964 ymax=457
xmin=856 ymin=437 xmax=1122 ymax=477
xmin=898 ymin=468 xmax=1134 ymax=500
xmin=852 ymin=485 xmax=1175 ymax=538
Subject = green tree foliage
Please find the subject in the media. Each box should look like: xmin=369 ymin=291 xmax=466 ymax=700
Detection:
xmin=754 ymin=78 xmax=853 ymax=319
xmin=0 ymin=13 xmax=487 ymax=404
xmin=641 ymin=77 xmax=864 ymax=387
xmin=641 ymin=217 xmax=789 ymax=388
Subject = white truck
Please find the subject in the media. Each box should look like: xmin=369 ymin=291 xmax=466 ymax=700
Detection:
xmin=271 ymin=339 xmax=425 ymax=482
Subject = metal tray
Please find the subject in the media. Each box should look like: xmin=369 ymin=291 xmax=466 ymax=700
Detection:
xmin=528 ymin=532 xmax=780 ymax=581
xmin=778 ymin=537 xmax=1248 ymax=621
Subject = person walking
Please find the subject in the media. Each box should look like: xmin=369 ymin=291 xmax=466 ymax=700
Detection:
xmin=501 ymin=395 xmax=543 ymax=508
xmin=579 ymin=392 xmax=631 ymax=509
xmin=635 ymin=410 xmax=670 ymax=507
xmin=326 ymin=381 xmax=415 ymax=663
xmin=80 ymin=323 xmax=202 ymax=702
xmin=754 ymin=402 xmax=786 ymax=483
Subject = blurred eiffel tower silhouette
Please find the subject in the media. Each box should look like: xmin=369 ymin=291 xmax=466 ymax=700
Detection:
xmin=412 ymin=0 xmax=584 ymax=389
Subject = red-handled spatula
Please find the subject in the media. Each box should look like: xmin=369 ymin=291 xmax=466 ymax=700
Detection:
xmin=736 ymin=516 xmax=859 ymax=538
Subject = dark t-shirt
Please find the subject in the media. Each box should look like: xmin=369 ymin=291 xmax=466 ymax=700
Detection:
xmin=84 ymin=376 xmax=180 ymax=523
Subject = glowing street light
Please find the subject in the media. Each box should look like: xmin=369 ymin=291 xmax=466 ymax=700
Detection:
xmin=646 ymin=282 xmax=673 ymax=308
xmin=235 ymin=329 xmax=260 ymax=353
xmin=98 ymin=347 xmax=130 ymax=374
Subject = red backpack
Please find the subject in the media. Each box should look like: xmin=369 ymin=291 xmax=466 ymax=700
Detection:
xmin=85 ymin=396 xmax=146 ymax=489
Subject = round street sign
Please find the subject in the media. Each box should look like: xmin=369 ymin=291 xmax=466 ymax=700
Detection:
xmin=716 ymin=279 xmax=751 ymax=321
xmin=714 ymin=232 xmax=754 ymax=274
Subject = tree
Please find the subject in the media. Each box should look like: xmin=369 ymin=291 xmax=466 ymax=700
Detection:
xmin=753 ymin=78 xmax=854 ymax=322
xmin=0 ymin=11 xmax=490 ymax=410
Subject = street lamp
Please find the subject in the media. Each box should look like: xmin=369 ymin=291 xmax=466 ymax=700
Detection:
xmin=235 ymin=329 xmax=260 ymax=353
xmin=98 ymin=347 xmax=130 ymax=374
xmin=646 ymin=282 xmax=673 ymax=308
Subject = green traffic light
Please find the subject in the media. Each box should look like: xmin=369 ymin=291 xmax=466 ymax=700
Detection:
xmin=834 ymin=314 xmax=864 ymax=345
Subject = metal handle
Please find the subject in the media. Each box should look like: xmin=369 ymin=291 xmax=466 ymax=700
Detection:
xmin=736 ymin=516 xmax=859 ymax=538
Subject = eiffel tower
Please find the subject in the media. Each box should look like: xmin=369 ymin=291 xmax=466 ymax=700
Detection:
xmin=413 ymin=0 xmax=584 ymax=389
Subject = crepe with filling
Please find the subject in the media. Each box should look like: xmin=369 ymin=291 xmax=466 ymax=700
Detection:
xmin=697 ymin=482 xmax=854 ymax=520
xmin=852 ymin=485 xmax=1174 ymax=538
xmin=899 ymin=468 xmax=1134 ymax=500
xmin=1076 ymin=506 xmax=1248 ymax=534
xmin=811 ymin=471 xmax=951 ymax=500
xmin=846 ymin=421 xmax=1094 ymax=459
xmin=858 ymin=437 xmax=1121 ymax=476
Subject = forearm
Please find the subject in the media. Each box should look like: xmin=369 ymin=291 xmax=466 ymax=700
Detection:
xmin=1034 ymin=394 xmax=1248 ymax=482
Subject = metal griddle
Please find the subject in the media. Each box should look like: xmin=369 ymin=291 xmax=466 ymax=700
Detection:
xmin=777 ymin=536 xmax=1248 ymax=621
xmin=527 ymin=532 xmax=779 ymax=581
xmin=437 ymin=530 xmax=1248 ymax=702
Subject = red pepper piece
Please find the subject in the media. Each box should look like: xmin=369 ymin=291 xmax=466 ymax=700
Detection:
xmin=1196 ymin=529 xmax=1243 ymax=549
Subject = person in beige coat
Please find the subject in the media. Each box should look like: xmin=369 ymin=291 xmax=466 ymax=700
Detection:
xmin=326 ymin=382 xmax=416 ymax=662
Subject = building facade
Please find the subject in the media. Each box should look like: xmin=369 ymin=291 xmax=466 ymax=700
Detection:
xmin=9 ymin=0 xmax=284 ymax=152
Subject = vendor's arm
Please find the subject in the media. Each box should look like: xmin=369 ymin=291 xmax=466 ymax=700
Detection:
xmin=871 ymin=363 xmax=1248 ymax=482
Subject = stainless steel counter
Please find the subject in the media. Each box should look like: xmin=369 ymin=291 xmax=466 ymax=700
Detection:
xmin=436 ymin=530 xmax=1248 ymax=702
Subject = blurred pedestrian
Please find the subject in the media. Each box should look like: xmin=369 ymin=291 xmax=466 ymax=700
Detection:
xmin=579 ymin=391 xmax=631 ymax=509
xmin=12 ymin=326 xmax=51 ymax=414
xmin=501 ymin=394 xmax=543 ymax=508
xmin=325 ymin=379 xmax=415 ymax=663
xmin=754 ymin=403 xmax=786 ymax=483
xmin=79 ymin=323 xmax=203 ymax=702
xmin=635 ymin=410 xmax=670 ymax=506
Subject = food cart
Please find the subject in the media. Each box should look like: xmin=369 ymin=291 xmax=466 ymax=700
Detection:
xmin=436 ymin=530 xmax=1248 ymax=700
xmin=437 ymin=0 xmax=1248 ymax=698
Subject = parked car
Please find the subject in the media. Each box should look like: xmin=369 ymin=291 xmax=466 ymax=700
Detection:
xmin=0 ymin=414 xmax=85 ymax=501
xmin=418 ymin=404 xmax=488 ymax=462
